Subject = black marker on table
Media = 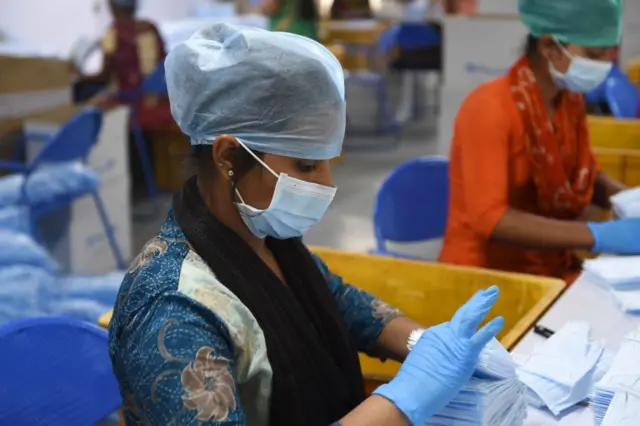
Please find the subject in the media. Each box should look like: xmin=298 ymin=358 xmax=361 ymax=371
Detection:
xmin=533 ymin=325 xmax=555 ymax=339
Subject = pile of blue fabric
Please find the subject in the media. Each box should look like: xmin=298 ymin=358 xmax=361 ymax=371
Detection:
xmin=0 ymin=207 xmax=124 ymax=325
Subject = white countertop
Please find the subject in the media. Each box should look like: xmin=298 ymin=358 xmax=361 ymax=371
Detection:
xmin=515 ymin=272 xmax=640 ymax=426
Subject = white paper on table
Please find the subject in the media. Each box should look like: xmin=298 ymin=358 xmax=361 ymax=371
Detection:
xmin=611 ymin=288 xmax=640 ymax=314
xmin=611 ymin=187 xmax=640 ymax=218
xmin=583 ymin=257 xmax=640 ymax=290
xmin=524 ymin=405 xmax=595 ymax=426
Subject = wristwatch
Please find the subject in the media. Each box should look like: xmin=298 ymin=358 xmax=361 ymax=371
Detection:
xmin=407 ymin=328 xmax=426 ymax=351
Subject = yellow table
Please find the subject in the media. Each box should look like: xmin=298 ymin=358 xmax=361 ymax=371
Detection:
xmin=98 ymin=311 xmax=112 ymax=329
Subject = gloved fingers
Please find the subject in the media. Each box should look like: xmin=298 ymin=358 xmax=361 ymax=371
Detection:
xmin=470 ymin=316 xmax=505 ymax=351
xmin=451 ymin=285 xmax=500 ymax=338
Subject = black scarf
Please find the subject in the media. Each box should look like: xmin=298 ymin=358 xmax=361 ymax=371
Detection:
xmin=173 ymin=177 xmax=366 ymax=426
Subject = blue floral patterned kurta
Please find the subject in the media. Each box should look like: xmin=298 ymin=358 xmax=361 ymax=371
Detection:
xmin=109 ymin=211 xmax=403 ymax=425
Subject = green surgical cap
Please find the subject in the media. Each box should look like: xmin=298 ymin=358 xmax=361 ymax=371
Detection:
xmin=518 ymin=0 xmax=622 ymax=47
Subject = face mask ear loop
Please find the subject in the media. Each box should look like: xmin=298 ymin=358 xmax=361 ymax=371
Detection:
xmin=235 ymin=138 xmax=280 ymax=179
xmin=552 ymin=36 xmax=573 ymax=61
xmin=235 ymin=187 xmax=246 ymax=204
xmin=226 ymin=168 xmax=245 ymax=204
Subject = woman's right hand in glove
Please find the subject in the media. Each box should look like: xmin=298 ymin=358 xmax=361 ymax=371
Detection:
xmin=373 ymin=286 xmax=505 ymax=425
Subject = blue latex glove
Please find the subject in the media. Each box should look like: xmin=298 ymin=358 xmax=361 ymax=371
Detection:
xmin=373 ymin=286 xmax=504 ymax=426
xmin=587 ymin=219 xmax=640 ymax=254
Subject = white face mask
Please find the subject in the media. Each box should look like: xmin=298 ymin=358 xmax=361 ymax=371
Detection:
xmin=548 ymin=39 xmax=612 ymax=93
xmin=233 ymin=140 xmax=336 ymax=240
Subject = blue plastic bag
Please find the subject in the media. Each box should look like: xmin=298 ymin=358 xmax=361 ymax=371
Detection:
xmin=46 ymin=298 xmax=113 ymax=324
xmin=54 ymin=271 xmax=125 ymax=307
xmin=0 ymin=229 xmax=58 ymax=273
xmin=0 ymin=206 xmax=31 ymax=234
xmin=0 ymin=265 xmax=55 ymax=324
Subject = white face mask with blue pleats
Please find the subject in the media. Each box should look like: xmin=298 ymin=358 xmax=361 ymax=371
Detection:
xmin=233 ymin=141 xmax=336 ymax=240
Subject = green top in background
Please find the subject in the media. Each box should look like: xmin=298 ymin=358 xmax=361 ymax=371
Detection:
xmin=268 ymin=0 xmax=318 ymax=40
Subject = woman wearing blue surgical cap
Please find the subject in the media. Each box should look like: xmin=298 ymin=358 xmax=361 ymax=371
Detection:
xmin=108 ymin=24 xmax=504 ymax=426
xmin=440 ymin=0 xmax=640 ymax=283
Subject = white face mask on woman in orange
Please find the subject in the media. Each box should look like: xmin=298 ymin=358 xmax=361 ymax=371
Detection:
xmin=548 ymin=38 xmax=612 ymax=93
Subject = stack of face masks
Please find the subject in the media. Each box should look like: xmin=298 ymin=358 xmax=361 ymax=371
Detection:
xmin=426 ymin=339 xmax=528 ymax=425
xmin=592 ymin=329 xmax=640 ymax=426
xmin=583 ymin=257 xmax=640 ymax=314
xmin=611 ymin=187 xmax=640 ymax=219
xmin=583 ymin=257 xmax=640 ymax=290
xmin=516 ymin=321 xmax=612 ymax=416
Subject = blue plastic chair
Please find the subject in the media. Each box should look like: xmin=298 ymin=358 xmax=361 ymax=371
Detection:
xmin=0 ymin=316 xmax=122 ymax=424
xmin=584 ymin=67 xmax=611 ymax=105
xmin=371 ymin=156 xmax=449 ymax=258
xmin=0 ymin=107 xmax=126 ymax=270
xmin=396 ymin=23 xmax=441 ymax=53
xmin=605 ymin=66 xmax=640 ymax=119
xmin=395 ymin=23 xmax=442 ymax=120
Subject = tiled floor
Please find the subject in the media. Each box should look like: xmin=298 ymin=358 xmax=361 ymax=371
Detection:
xmin=131 ymin=124 xmax=440 ymax=257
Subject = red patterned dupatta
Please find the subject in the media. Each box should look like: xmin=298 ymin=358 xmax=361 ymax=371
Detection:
xmin=508 ymin=56 xmax=597 ymax=219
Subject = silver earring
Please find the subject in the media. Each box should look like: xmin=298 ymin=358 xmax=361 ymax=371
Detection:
xmin=228 ymin=169 xmax=234 ymax=177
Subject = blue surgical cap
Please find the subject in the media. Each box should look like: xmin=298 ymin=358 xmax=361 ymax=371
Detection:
xmin=165 ymin=23 xmax=346 ymax=160
xmin=518 ymin=0 xmax=622 ymax=47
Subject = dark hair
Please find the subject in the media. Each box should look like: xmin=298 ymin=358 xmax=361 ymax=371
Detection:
xmin=299 ymin=0 xmax=318 ymax=21
xmin=189 ymin=144 xmax=262 ymax=182
xmin=525 ymin=34 xmax=539 ymax=56
xmin=524 ymin=33 xmax=569 ymax=57
xmin=110 ymin=0 xmax=137 ymax=15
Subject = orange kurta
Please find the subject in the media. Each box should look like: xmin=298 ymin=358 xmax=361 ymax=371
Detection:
xmin=439 ymin=74 xmax=596 ymax=281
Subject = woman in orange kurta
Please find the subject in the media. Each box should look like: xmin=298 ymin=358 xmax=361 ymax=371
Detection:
xmin=439 ymin=0 xmax=640 ymax=282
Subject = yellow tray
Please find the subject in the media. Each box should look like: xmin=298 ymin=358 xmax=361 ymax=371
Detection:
xmin=98 ymin=247 xmax=564 ymax=395
xmin=310 ymin=247 xmax=565 ymax=388
xmin=98 ymin=311 xmax=112 ymax=329
xmin=588 ymin=116 xmax=640 ymax=187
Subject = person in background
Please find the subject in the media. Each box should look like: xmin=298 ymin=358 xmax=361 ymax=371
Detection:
xmin=76 ymin=0 xmax=169 ymax=129
xmin=439 ymin=0 xmax=640 ymax=283
xmin=261 ymin=0 xmax=319 ymax=39
xmin=108 ymin=23 xmax=505 ymax=426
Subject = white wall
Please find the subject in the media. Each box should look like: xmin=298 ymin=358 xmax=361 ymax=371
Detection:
xmin=620 ymin=0 xmax=640 ymax=66
xmin=137 ymin=0 xmax=210 ymax=22
xmin=0 ymin=0 xmax=269 ymax=56
xmin=437 ymin=15 xmax=528 ymax=156
xmin=476 ymin=0 xmax=518 ymax=15
xmin=0 ymin=0 xmax=111 ymax=56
